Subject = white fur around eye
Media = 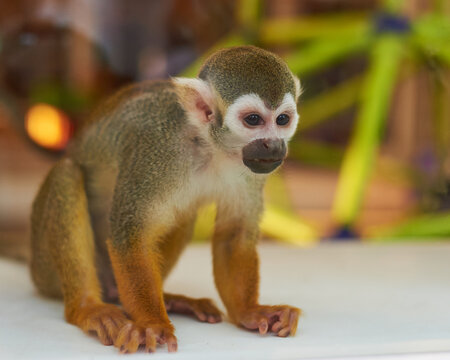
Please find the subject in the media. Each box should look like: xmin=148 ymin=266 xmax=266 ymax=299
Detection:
xmin=224 ymin=93 xmax=299 ymax=143
xmin=274 ymin=93 xmax=299 ymax=139
xmin=224 ymin=94 xmax=269 ymax=142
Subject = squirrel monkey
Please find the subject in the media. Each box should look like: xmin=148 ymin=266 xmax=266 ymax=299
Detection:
xmin=30 ymin=46 xmax=302 ymax=353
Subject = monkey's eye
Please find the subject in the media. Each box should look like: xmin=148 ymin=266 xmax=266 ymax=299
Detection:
xmin=276 ymin=114 xmax=290 ymax=126
xmin=244 ymin=114 xmax=263 ymax=126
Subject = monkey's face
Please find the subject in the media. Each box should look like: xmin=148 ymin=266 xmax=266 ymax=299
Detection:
xmin=195 ymin=46 xmax=302 ymax=174
xmin=223 ymin=92 xmax=299 ymax=174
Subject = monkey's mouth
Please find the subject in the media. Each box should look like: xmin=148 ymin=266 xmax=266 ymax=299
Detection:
xmin=242 ymin=138 xmax=287 ymax=174
xmin=242 ymin=139 xmax=286 ymax=174
xmin=243 ymin=158 xmax=283 ymax=174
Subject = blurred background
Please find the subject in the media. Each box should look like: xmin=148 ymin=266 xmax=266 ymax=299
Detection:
xmin=0 ymin=0 xmax=449 ymax=260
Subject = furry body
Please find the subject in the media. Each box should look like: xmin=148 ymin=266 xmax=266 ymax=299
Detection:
xmin=30 ymin=46 xmax=301 ymax=353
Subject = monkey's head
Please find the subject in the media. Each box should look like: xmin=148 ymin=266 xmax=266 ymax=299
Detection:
xmin=176 ymin=46 xmax=301 ymax=174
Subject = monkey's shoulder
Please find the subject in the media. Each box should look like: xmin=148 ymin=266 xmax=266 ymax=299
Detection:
xmin=88 ymin=80 xmax=181 ymax=124
xmin=77 ymin=80 xmax=188 ymax=141
xmin=69 ymin=80 xmax=189 ymax=166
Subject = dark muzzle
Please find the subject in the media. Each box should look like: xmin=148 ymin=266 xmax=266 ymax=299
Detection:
xmin=242 ymin=138 xmax=286 ymax=174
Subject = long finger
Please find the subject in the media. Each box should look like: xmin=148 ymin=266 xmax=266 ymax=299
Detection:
xmin=145 ymin=328 xmax=157 ymax=353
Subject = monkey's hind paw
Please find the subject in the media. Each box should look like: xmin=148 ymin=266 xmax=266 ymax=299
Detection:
xmin=165 ymin=294 xmax=222 ymax=323
xmin=114 ymin=322 xmax=177 ymax=354
xmin=238 ymin=304 xmax=301 ymax=337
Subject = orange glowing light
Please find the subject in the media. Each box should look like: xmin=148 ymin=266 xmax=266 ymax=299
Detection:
xmin=25 ymin=104 xmax=71 ymax=151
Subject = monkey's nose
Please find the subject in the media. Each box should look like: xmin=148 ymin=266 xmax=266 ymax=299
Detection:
xmin=242 ymin=138 xmax=287 ymax=174
xmin=260 ymin=138 xmax=285 ymax=156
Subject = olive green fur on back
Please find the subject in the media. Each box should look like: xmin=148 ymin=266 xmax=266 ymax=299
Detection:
xmin=199 ymin=46 xmax=296 ymax=109
xmin=71 ymin=80 xmax=188 ymax=169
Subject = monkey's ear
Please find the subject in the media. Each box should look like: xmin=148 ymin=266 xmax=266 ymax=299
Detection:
xmin=294 ymin=76 xmax=303 ymax=100
xmin=173 ymin=78 xmax=216 ymax=124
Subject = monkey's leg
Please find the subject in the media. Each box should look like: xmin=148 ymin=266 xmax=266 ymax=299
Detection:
xmin=212 ymin=198 xmax=301 ymax=337
xmin=108 ymin=177 xmax=181 ymax=353
xmin=31 ymin=159 xmax=129 ymax=346
xmin=108 ymin=231 xmax=178 ymax=353
xmin=84 ymin=169 xmax=119 ymax=303
xmin=158 ymin=213 xmax=196 ymax=280
xmin=157 ymin=214 xmax=222 ymax=323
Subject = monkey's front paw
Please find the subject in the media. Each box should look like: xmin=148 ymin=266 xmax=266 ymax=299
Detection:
xmin=115 ymin=321 xmax=177 ymax=354
xmin=165 ymin=295 xmax=222 ymax=323
xmin=72 ymin=303 xmax=129 ymax=346
xmin=238 ymin=305 xmax=301 ymax=337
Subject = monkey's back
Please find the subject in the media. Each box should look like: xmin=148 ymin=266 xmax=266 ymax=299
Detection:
xmin=70 ymin=80 xmax=189 ymax=171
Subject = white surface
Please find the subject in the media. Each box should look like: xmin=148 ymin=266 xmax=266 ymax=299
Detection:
xmin=1 ymin=242 xmax=450 ymax=359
